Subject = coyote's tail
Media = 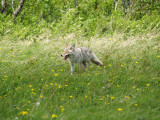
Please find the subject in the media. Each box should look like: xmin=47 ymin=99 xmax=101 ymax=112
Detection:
xmin=91 ymin=53 xmax=103 ymax=66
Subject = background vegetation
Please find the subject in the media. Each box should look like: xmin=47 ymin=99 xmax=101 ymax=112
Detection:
xmin=0 ymin=0 xmax=160 ymax=119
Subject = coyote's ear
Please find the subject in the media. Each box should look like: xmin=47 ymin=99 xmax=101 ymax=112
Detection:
xmin=65 ymin=43 xmax=70 ymax=48
xmin=71 ymin=44 xmax=75 ymax=50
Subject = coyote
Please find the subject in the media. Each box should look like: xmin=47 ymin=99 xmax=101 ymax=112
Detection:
xmin=61 ymin=43 xmax=103 ymax=75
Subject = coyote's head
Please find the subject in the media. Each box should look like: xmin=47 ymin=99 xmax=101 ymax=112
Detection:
xmin=61 ymin=43 xmax=75 ymax=61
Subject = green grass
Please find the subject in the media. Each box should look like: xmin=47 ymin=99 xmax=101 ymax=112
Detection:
xmin=0 ymin=33 xmax=160 ymax=120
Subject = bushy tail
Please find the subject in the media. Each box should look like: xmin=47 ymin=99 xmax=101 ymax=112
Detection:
xmin=91 ymin=53 xmax=103 ymax=66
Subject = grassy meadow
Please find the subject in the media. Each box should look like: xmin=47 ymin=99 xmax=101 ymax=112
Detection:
xmin=0 ymin=31 xmax=160 ymax=120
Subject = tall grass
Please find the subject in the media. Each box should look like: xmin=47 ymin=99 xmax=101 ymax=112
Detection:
xmin=0 ymin=31 xmax=160 ymax=119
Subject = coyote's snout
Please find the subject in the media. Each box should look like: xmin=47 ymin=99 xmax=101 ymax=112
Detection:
xmin=61 ymin=43 xmax=103 ymax=75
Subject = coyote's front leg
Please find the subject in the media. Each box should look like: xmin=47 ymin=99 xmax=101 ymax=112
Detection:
xmin=70 ymin=63 xmax=74 ymax=75
xmin=79 ymin=63 xmax=83 ymax=71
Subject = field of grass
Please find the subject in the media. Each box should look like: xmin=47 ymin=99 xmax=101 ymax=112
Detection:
xmin=0 ymin=32 xmax=160 ymax=120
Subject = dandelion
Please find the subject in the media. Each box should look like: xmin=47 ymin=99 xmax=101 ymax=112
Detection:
xmin=19 ymin=111 xmax=28 ymax=116
xmin=29 ymin=85 xmax=32 ymax=87
xmin=31 ymin=89 xmax=35 ymax=91
xmin=87 ymin=83 xmax=90 ymax=85
xmin=61 ymin=98 xmax=64 ymax=101
xmin=54 ymin=73 xmax=58 ymax=77
xmin=153 ymin=47 xmax=156 ymax=50
xmin=52 ymin=114 xmax=57 ymax=118
xmin=61 ymin=108 xmax=65 ymax=112
xmin=109 ymin=64 xmax=112 ymax=67
xmin=4 ymin=75 xmax=8 ymax=78
xmin=109 ymin=38 xmax=112 ymax=40
xmin=60 ymin=106 xmax=63 ymax=108
xmin=125 ymin=96 xmax=130 ymax=99
xmin=50 ymin=83 xmax=53 ymax=86
xmin=116 ymin=85 xmax=120 ymax=87
xmin=32 ymin=92 xmax=36 ymax=95
xmin=45 ymin=85 xmax=48 ymax=87
xmin=99 ymin=98 xmax=103 ymax=100
xmin=110 ymin=96 xmax=115 ymax=99
xmin=58 ymin=85 xmax=61 ymax=88
xmin=136 ymin=88 xmax=139 ymax=91
xmin=105 ymin=102 xmax=109 ymax=105
xmin=65 ymin=85 xmax=68 ymax=87
xmin=52 ymin=70 xmax=55 ymax=72
xmin=135 ymin=104 xmax=138 ymax=106
xmin=146 ymin=83 xmax=150 ymax=87
xmin=136 ymin=62 xmax=138 ymax=64
xmin=157 ymin=56 xmax=160 ymax=58
xmin=69 ymin=96 xmax=73 ymax=98
xmin=117 ymin=108 xmax=123 ymax=111
xmin=132 ymin=86 xmax=136 ymax=89
xmin=40 ymin=95 xmax=43 ymax=98
xmin=85 ymin=96 xmax=88 ymax=98
xmin=55 ymin=83 xmax=57 ymax=86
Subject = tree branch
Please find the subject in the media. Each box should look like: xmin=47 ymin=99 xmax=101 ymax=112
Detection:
xmin=1 ymin=0 xmax=6 ymax=14
xmin=12 ymin=0 xmax=25 ymax=18
xmin=11 ymin=0 xmax=15 ymax=12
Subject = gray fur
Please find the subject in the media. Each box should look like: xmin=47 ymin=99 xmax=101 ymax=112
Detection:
xmin=62 ymin=45 xmax=103 ymax=75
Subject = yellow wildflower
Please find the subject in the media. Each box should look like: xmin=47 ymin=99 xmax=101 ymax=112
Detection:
xmin=59 ymin=85 xmax=61 ymax=88
xmin=61 ymin=108 xmax=65 ymax=112
xmin=157 ymin=56 xmax=160 ymax=58
xmin=54 ymin=73 xmax=58 ymax=77
xmin=29 ymin=85 xmax=32 ymax=87
xmin=135 ymin=104 xmax=138 ymax=106
xmin=19 ymin=111 xmax=28 ymax=116
xmin=117 ymin=85 xmax=120 ymax=87
xmin=117 ymin=108 xmax=123 ymax=111
xmin=132 ymin=86 xmax=136 ymax=89
xmin=52 ymin=114 xmax=57 ymax=118
xmin=60 ymin=106 xmax=63 ymax=108
xmin=40 ymin=95 xmax=43 ymax=98
xmin=69 ymin=96 xmax=73 ymax=98
xmin=110 ymin=96 xmax=115 ymax=99
xmin=146 ymin=83 xmax=150 ymax=87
